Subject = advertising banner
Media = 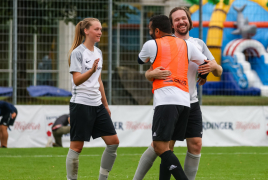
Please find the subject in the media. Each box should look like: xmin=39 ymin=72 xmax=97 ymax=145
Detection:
xmin=6 ymin=105 xmax=268 ymax=147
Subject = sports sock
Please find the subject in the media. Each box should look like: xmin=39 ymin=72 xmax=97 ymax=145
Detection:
xmin=133 ymin=145 xmax=158 ymax=180
xmin=98 ymin=144 xmax=119 ymax=180
xmin=184 ymin=151 xmax=201 ymax=180
xmin=159 ymin=150 xmax=188 ymax=180
xmin=66 ymin=148 xmax=80 ymax=180
xmin=159 ymin=163 xmax=171 ymax=180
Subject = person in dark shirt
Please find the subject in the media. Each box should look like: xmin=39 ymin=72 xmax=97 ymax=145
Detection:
xmin=52 ymin=114 xmax=70 ymax=147
xmin=0 ymin=101 xmax=18 ymax=148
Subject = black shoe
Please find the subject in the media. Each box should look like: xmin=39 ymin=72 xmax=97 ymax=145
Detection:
xmin=52 ymin=143 xmax=62 ymax=147
xmin=1 ymin=146 xmax=7 ymax=148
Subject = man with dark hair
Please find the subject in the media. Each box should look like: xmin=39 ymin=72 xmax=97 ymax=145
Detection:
xmin=0 ymin=101 xmax=17 ymax=148
xmin=133 ymin=8 xmax=222 ymax=180
xmin=148 ymin=15 xmax=172 ymax=39
xmin=136 ymin=14 xmax=208 ymax=180
xmin=52 ymin=114 xmax=70 ymax=147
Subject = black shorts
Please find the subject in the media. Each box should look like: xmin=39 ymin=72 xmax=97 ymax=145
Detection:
xmin=152 ymin=105 xmax=190 ymax=141
xmin=184 ymin=102 xmax=203 ymax=138
xmin=0 ymin=108 xmax=18 ymax=127
xmin=69 ymin=102 xmax=117 ymax=141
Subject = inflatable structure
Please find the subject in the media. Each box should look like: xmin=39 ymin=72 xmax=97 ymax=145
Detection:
xmin=189 ymin=0 xmax=268 ymax=96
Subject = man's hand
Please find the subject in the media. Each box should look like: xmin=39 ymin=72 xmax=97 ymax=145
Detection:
xmin=198 ymin=59 xmax=217 ymax=75
xmin=68 ymin=117 xmax=70 ymax=124
xmin=150 ymin=67 xmax=171 ymax=80
xmin=11 ymin=112 xmax=17 ymax=119
xmin=197 ymin=77 xmax=206 ymax=85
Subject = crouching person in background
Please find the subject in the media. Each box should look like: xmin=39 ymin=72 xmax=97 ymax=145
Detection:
xmin=0 ymin=101 xmax=18 ymax=148
xmin=52 ymin=114 xmax=71 ymax=147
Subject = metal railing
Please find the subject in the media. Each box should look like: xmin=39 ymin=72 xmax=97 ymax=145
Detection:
xmin=0 ymin=0 xmax=267 ymax=105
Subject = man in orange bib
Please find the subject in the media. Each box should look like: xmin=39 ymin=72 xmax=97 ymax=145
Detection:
xmin=137 ymin=15 xmax=207 ymax=180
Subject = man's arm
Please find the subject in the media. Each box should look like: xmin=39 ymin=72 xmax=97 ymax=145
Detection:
xmin=186 ymin=41 xmax=207 ymax=65
xmin=138 ymin=40 xmax=157 ymax=65
xmin=197 ymin=77 xmax=206 ymax=85
xmin=198 ymin=59 xmax=223 ymax=77
xmin=198 ymin=40 xmax=223 ymax=77
xmin=145 ymin=66 xmax=171 ymax=81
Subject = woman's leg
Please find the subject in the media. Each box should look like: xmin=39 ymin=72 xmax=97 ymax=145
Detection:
xmin=98 ymin=135 xmax=119 ymax=180
xmin=66 ymin=141 xmax=84 ymax=180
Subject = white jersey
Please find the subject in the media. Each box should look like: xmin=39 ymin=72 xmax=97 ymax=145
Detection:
xmin=138 ymin=37 xmax=207 ymax=108
xmin=69 ymin=44 xmax=103 ymax=106
xmin=186 ymin=37 xmax=215 ymax=103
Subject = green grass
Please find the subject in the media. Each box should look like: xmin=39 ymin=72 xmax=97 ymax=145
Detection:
xmin=0 ymin=147 xmax=268 ymax=179
xmin=0 ymin=96 xmax=71 ymax=105
xmin=202 ymin=95 xmax=268 ymax=106
xmin=1 ymin=95 xmax=268 ymax=105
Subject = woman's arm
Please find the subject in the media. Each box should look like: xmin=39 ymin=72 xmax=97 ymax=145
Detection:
xmin=98 ymin=74 xmax=111 ymax=116
xmin=72 ymin=58 xmax=99 ymax=86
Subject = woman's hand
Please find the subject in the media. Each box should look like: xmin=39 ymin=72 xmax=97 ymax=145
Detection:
xmin=105 ymin=106 xmax=111 ymax=117
xmin=91 ymin=58 xmax=100 ymax=73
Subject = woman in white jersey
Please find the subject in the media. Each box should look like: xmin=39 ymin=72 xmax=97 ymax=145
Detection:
xmin=66 ymin=18 xmax=119 ymax=180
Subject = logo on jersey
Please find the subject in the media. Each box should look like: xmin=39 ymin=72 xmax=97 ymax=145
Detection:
xmin=164 ymin=77 xmax=187 ymax=86
xmin=153 ymin=132 xmax=157 ymax=136
xmin=169 ymin=165 xmax=177 ymax=171
xmin=163 ymin=77 xmax=173 ymax=83
xmin=85 ymin=67 xmax=91 ymax=71
xmin=86 ymin=60 xmax=91 ymax=63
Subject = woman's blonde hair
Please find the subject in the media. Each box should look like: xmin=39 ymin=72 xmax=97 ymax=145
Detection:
xmin=68 ymin=18 xmax=100 ymax=66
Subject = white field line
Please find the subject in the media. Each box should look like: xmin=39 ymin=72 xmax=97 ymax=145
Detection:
xmin=1 ymin=152 xmax=268 ymax=158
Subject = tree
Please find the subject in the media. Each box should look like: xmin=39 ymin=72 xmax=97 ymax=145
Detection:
xmin=186 ymin=0 xmax=230 ymax=5
xmin=0 ymin=0 xmax=136 ymax=103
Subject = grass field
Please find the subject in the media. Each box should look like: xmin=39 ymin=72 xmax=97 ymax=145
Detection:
xmin=0 ymin=147 xmax=268 ymax=180
xmin=1 ymin=95 xmax=268 ymax=105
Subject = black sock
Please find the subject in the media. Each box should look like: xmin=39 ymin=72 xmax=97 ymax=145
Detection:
xmin=159 ymin=150 xmax=188 ymax=180
xmin=1 ymin=145 xmax=7 ymax=148
xmin=159 ymin=163 xmax=171 ymax=180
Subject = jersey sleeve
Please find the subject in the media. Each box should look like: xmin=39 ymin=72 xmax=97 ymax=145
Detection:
xmin=138 ymin=40 xmax=157 ymax=64
xmin=69 ymin=50 xmax=83 ymax=73
xmin=200 ymin=40 xmax=214 ymax=60
xmin=186 ymin=41 xmax=207 ymax=65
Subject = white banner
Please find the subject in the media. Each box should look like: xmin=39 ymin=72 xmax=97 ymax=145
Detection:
xmin=6 ymin=105 xmax=268 ymax=148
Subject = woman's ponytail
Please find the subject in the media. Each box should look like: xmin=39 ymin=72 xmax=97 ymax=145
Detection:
xmin=68 ymin=21 xmax=84 ymax=66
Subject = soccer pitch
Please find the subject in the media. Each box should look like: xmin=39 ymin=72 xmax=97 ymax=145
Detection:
xmin=0 ymin=147 xmax=267 ymax=180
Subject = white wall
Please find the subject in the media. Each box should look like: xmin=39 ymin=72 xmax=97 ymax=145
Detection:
xmin=58 ymin=21 xmax=75 ymax=91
